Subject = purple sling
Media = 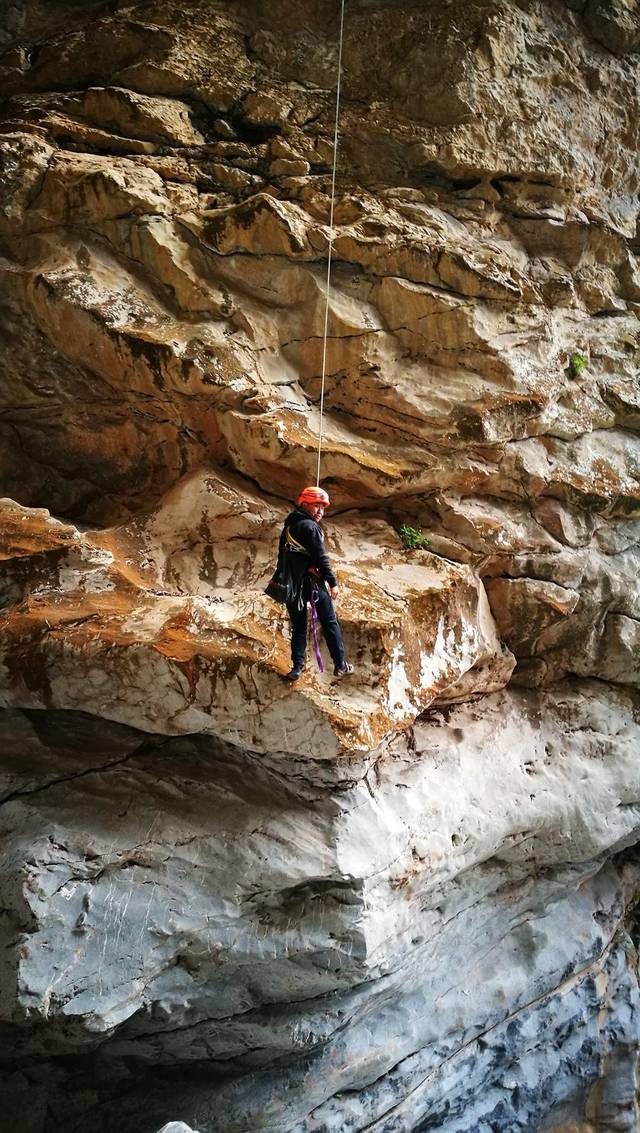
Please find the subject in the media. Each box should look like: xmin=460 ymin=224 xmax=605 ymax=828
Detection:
xmin=309 ymin=586 xmax=324 ymax=673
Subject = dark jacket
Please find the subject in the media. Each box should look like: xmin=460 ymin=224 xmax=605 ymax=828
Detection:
xmin=278 ymin=506 xmax=337 ymax=593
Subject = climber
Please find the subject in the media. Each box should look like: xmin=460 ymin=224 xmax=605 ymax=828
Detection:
xmin=278 ymin=486 xmax=354 ymax=681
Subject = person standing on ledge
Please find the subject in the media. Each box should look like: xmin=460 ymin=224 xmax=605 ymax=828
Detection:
xmin=280 ymin=486 xmax=354 ymax=681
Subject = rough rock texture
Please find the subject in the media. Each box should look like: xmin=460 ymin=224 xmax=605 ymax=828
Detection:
xmin=0 ymin=1 xmax=639 ymax=1131
xmin=0 ymin=484 xmax=515 ymax=755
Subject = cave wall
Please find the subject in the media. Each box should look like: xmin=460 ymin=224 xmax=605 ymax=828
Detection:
xmin=0 ymin=1 xmax=639 ymax=1130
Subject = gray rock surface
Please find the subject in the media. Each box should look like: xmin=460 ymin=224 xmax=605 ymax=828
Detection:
xmin=155 ymin=1124 xmax=201 ymax=1133
xmin=2 ymin=682 xmax=640 ymax=1130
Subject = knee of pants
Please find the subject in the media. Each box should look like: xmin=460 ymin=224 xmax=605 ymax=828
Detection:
xmin=317 ymin=590 xmax=337 ymax=617
xmin=323 ymin=611 xmax=340 ymax=632
xmin=321 ymin=615 xmax=342 ymax=642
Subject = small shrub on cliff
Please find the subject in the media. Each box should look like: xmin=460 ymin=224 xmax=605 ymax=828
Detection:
xmin=399 ymin=524 xmax=431 ymax=551
xmin=569 ymin=351 xmax=587 ymax=378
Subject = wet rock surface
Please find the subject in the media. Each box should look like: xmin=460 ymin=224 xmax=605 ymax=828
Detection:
xmin=0 ymin=1 xmax=639 ymax=1130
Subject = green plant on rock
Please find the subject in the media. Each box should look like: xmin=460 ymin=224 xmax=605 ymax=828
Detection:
xmin=399 ymin=523 xmax=431 ymax=551
xmin=569 ymin=351 xmax=587 ymax=378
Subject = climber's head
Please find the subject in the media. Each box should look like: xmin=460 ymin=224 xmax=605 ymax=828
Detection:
xmin=297 ymin=486 xmax=330 ymax=521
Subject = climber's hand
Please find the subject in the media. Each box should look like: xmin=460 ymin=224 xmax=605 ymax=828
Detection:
xmin=329 ymin=585 xmax=339 ymax=600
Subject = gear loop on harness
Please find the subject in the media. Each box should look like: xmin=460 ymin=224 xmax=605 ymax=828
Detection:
xmin=316 ymin=0 xmax=346 ymax=489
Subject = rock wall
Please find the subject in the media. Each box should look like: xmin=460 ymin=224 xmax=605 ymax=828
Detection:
xmin=0 ymin=1 xmax=639 ymax=1131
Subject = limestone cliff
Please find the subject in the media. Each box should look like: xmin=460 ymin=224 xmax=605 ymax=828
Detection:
xmin=0 ymin=2 xmax=639 ymax=1131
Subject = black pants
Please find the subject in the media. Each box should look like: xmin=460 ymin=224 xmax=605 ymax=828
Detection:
xmin=287 ymin=578 xmax=346 ymax=670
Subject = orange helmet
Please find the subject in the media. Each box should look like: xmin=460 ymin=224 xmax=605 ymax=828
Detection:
xmin=297 ymin=486 xmax=330 ymax=508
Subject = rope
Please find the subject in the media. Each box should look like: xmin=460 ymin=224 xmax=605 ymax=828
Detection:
xmin=316 ymin=0 xmax=346 ymax=487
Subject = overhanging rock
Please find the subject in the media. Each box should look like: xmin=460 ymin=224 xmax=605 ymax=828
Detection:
xmin=0 ymin=474 xmax=515 ymax=759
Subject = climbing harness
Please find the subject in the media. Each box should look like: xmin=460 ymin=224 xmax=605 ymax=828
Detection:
xmin=316 ymin=0 xmax=346 ymax=488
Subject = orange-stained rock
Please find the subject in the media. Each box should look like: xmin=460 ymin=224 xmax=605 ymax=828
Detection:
xmin=0 ymin=473 xmax=514 ymax=756
xmin=0 ymin=498 xmax=80 ymax=560
xmin=0 ymin=0 xmax=637 ymax=706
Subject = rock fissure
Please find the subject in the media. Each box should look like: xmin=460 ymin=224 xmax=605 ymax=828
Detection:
xmin=0 ymin=735 xmax=173 ymax=807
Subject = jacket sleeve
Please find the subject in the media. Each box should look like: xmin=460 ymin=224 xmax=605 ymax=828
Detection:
xmin=299 ymin=519 xmax=337 ymax=587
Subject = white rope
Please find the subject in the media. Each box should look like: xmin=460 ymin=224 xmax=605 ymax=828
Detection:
xmin=316 ymin=0 xmax=346 ymax=487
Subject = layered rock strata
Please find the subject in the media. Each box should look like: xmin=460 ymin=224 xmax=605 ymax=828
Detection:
xmin=0 ymin=0 xmax=639 ymax=1130
xmin=2 ymin=687 xmax=640 ymax=1133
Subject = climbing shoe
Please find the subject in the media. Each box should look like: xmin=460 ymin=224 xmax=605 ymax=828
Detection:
xmin=283 ymin=666 xmax=304 ymax=681
xmin=333 ymin=662 xmax=354 ymax=678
